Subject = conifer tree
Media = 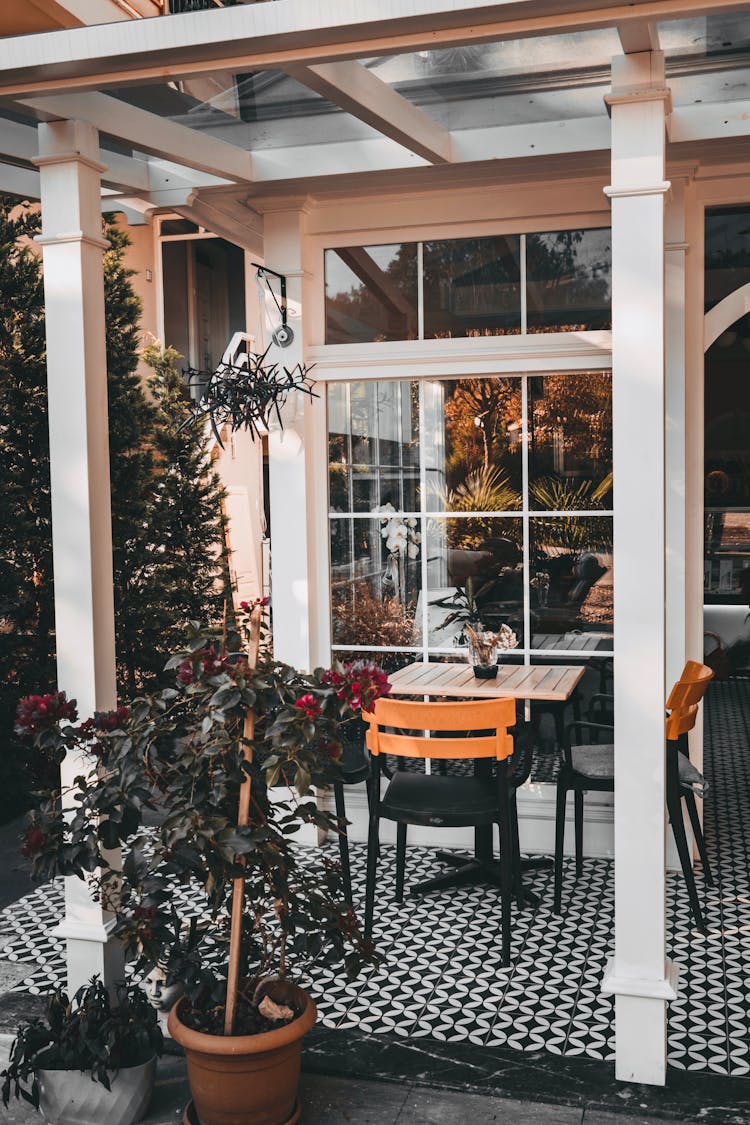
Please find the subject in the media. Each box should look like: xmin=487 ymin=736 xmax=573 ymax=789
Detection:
xmin=0 ymin=201 xmax=56 ymax=816
xmin=135 ymin=340 xmax=228 ymax=685
xmin=0 ymin=206 xmax=228 ymax=815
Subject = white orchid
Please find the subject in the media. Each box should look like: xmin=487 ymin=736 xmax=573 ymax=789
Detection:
xmin=374 ymin=503 xmax=420 ymax=561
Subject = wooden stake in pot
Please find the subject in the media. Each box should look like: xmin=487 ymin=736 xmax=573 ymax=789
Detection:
xmin=224 ymin=604 xmax=263 ymax=1036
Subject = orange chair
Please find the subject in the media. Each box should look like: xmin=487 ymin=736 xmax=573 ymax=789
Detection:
xmin=553 ymin=660 xmax=714 ymax=930
xmin=363 ymin=696 xmax=517 ymax=966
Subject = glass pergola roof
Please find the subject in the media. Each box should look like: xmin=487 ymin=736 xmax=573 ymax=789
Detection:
xmin=94 ymin=16 xmax=750 ymax=155
xmin=0 ymin=3 xmax=749 ymax=200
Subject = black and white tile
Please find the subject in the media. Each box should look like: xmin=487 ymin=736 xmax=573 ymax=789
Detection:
xmin=1 ymin=681 xmax=748 ymax=1077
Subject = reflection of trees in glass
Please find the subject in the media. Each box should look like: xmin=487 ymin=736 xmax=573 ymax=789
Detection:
xmin=526 ymin=230 xmax=611 ymax=330
xmin=423 ymin=237 xmax=521 ymax=338
xmin=444 ymin=378 xmax=521 ymax=490
xmin=529 ymin=482 xmax=613 ymax=551
xmin=325 ymin=244 xmax=418 ymax=343
xmin=441 ymin=467 xmax=521 ymax=549
xmin=705 ymin=208 xmax=750 ymax=306
xmin=329 ymin=463 xmax=348 ymax=510
xmin=530 ymin=372 xmax=612 ymax=501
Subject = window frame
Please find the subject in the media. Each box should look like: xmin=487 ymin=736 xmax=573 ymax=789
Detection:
xmin=327 ymin=370 xmax=614 ymax=668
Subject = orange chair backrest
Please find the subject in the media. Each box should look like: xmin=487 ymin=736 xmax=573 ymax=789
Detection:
xmin=363 ymin=696 xmax=516 ymax=762
xmin=665 ymin=660 xmax=713 ymax=740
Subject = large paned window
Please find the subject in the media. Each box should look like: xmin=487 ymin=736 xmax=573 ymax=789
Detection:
xmin=324 ymin=229 xmax=611 ymax=344
xmin=704 ymin=206 xmax=750 ymax=604
xmin=328 ymin=373 xmax=613 ymax=670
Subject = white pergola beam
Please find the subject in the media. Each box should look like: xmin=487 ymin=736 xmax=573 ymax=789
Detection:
xmin=0 ymin=116 xmax=152 ymax=192
xmin=670 ymin=100 xmax=750 ymax=144
xmin=22 ymin=92 xmax=255 ymax=183
xmin=0 ymin=162 xmax=41 ymax=199
xmin=0 ymin=0 xmax=748 ymax=97
xmin=616 ymin=19 xmax=660 ymax=53
xmin=176 ymin=194 xmax=264 ymax=257
xmin=286 ymin=60 xmax=453 ymax=164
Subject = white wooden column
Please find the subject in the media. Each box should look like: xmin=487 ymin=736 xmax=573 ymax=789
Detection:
xmin=262 ymin=204 xmax=328 ymax=671
xmin=33 ymin=120 xmax=123 ymax=994
xmin=665 ymin=181 xmax=689 ymax=691
xmin=601 ymin=52 xmax=677 ymax=1086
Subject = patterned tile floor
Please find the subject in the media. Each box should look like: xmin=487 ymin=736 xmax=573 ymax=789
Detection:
xmin=1 ymin=681 xmax=748 ymax=1076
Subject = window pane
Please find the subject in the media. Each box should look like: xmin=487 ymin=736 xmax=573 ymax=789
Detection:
xmin=526 ymin=229 xmax=611 ymax=331
xmin=423 ymin=236 xmax=522 ymax=338
xmin=529 ymin=517 xmax=613 ymax=649
xmin=528 ymin=372 xmax=612 ymax=509
xmin=705 ymin=206 xmax=750 ymax=310
xmin=425 ymin=516 xmax=524 ymax=650
xmin=328 ymin=378 xmax=420 ymax=512
xmin=704 ymin=512 xmax=750 ymax=604
xmin=424 ymin=377 xmax=522 ymax=511
xmin=330 ymin=518 xmax=422 ymax=646
xmin=325 ymin=244 xmax=418 ymax=343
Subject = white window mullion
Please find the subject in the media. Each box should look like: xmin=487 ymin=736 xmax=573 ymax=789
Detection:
xmin=417 ymin=241 xmax=425 ymax=342
xmin=418 ymin=379 xmax=429 ymax=665
xmin=521 ymin=374 xmax=531 ymax=670
xmin=520 ymin=232 xmax=528 ymax=335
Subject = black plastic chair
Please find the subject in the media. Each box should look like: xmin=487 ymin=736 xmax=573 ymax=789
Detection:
xmin=329 ymin=739 xmax=371 ymax=905
xmin=553 ymin=661 xmax=714 ymax=931
xmin=362 ymin=696 xmax=524 ymax=966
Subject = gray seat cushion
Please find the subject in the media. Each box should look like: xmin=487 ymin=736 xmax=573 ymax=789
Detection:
xmin=570 ymin=744 xmax=708 ymax=797
xmin=571 ymin=743 xmax=614 ymax=780
xmin=677 ymin=755 xmax=709 ymax=798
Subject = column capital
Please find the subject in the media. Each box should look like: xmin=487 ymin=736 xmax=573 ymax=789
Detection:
xmin=605 ymin=87 xmax=673 ymax=114
xmin=603 ymin=181 xmax=671 ymax=200
xmin=32 ymin=151 xmax=108 ymax=175
xmin=35 ymin=230 xmax=110 ymax=251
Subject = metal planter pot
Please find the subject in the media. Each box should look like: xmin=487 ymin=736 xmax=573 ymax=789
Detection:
xmin=37 ymin=1056 xmax=156 ymax=1125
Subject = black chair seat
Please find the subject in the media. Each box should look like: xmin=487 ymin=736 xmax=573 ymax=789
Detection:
xmin=570 ymin=743 xmax=708 ymax=795
xmin=381 ymin=772 xmax=498 ymax=828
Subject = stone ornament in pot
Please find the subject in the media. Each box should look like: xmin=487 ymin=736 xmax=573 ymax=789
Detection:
xmin=15 ymin=600 xmax=388 ymax=1125
xmin=1 ymin=978 xmax=162 ymax=1125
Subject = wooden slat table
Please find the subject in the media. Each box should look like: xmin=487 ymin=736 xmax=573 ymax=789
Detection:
xmin=388 ymin=660 xmax=585 ymax=702
xmin=383 ymin=660 xmax=585 ymax=901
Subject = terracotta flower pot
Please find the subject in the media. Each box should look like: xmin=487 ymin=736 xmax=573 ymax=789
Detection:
xmin=168 ymin=984 xmax=317 ymax=1125
xmin=37 ymin=1057 xmax=156 ymax=1125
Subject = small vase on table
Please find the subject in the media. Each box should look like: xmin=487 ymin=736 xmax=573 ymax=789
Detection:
xmin=465 ymin=622 xmax=518 ymax=679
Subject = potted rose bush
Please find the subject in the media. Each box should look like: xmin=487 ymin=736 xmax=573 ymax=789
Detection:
xmin=15 ymin=606 xmax=388 ymax=1125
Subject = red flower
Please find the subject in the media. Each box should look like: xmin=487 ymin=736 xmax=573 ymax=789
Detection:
xmin=93 ymin=706 xmax=130 ymax=733
xmin=176 ymin=647 xmax=229 ymax=686
xmin=325 ymin=740 xmax=343 ymax=761
xmin=176 ymin=660 xmax=194 ymax=686
xmin=322 ymin=661 xmax=391 ymax=714
xmin=239 ymin=596 xmax=270 ymax=610
xmin=16 ymin=692 xmax=78 ymax=733
xmin=294 ymin=693 xmax=322 ymax=720
xmin=21 ymin=827 xmax=46 ymax=857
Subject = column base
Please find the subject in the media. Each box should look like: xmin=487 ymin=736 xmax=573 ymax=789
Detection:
xmin=602 ymin=958 xmax=679 ymax=1086
xmin=52 ymin=918 xmax=124 ymax=996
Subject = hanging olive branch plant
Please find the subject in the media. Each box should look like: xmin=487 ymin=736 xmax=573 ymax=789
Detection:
xmin=180 ymin=345 xmax=317 ymax=447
